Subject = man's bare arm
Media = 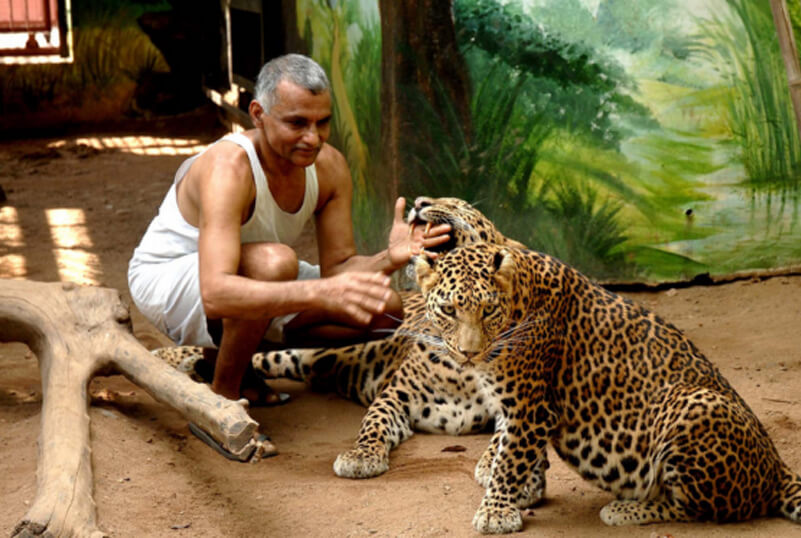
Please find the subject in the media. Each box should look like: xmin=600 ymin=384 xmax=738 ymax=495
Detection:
xmin=314 ymin=148 xmax=450 ymax=277
xmin=330 ymin=197 xmax=451 ymax=275
xmin=193 ymin=144 xmax=391 ymax=325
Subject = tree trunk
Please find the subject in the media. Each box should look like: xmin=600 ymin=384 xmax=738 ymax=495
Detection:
xmin=379 ymin=0 xmax=472 ymax=201
xmin=770 ymin=0 xmax=801 ymax=140
xmin=280 ymin=0 xmax=306 ymax=56
xmin=1 ymin=279 xmax=264 ymax=538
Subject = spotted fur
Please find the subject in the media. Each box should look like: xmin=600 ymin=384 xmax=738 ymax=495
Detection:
xmin=151 ymin=196 xmax=521 ymax=411
xmin=410 ymin=242 xmax=801 ymax=533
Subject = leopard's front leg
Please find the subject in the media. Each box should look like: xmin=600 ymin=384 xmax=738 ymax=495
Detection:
xmin=477 ymin=435 xmax=549 ymax=508
xmin=475 ymin=416 xmax=549 ymax=503
xmin=333 ymin=381 xmax=414 ymax=478
xmin=475 ymin=429 xmax=501 ymax=488
xmin=475 ymin=413 xmax=508 ymax=488
xmin=473 ymin=393 xmax=555 ymax=534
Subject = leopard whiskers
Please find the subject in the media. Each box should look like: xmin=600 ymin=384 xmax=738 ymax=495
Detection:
xmin=382 ymin=312 xmax=405 ymax=325
xmin=387 ymin=326 xmax=446 ymax=350
xmin=370 ymin=327 xmax=399 ymax=337
xmin=484 ymin=316 xmax=548 ymax=357
xmin=368 ymin=311 xmax=418 ymax=338
xmin=468 ymin=197 xmax=487 ymax=209
xmin=498 ymin=316 xmax=547 ymax=340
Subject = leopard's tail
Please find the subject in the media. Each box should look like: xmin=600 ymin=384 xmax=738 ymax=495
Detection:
xmin=252 ymin=338 xmax=400 ymax=407
xmin=774 ymin=465 xmax=801 ymax=522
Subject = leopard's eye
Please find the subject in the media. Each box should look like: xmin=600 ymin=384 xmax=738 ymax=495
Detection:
xmin=441 ymin=304 xmax=455 ymax=316
xmin=483 ymin=304 xmax=497 ymax=317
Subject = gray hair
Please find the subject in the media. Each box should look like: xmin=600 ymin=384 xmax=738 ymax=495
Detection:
xmin=254 ymin=53 xmax=330 ymax=112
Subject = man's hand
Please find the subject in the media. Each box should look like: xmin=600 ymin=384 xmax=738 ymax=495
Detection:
xmin=387 ymin=197 xmax=451 ymax=268
xmin=317 ymin=271 xmax=394 ymax=326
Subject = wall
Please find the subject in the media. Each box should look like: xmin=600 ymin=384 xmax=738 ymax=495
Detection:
xmin=297 ymin=0 xmax=801 ymax=283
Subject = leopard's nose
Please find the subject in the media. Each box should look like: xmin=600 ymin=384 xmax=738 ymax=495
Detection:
xmin=414 ymin=197 xmax=432 ymax=210
xmin=459 ymin=348 xmax=479 ymax=359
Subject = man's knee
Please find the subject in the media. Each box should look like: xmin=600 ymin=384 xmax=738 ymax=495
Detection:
xmin=239 ymin=242 xmax=299 ymax=282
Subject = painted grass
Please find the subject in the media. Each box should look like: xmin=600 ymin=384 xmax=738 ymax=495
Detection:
xmin=698 ymin=0 xmax=801 ymax=186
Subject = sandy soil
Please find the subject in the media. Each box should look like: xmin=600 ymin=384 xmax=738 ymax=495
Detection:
xmin=2 ymin=109 xmax=801 ymax=537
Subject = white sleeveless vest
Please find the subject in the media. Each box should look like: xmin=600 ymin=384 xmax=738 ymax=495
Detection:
xmin=129 ymin=132 xmax=319 ymax=266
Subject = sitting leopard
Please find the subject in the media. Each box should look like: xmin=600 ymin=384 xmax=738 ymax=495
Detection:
xmin=404 ymin=242 xmax=801 ymax=534
xmin=152 ymin=196 xmax=524 ymax=412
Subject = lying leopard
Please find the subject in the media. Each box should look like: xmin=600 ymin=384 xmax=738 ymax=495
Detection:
xmin=152 ymin=195 xmax=523 ymax=411
xmin=407 ymin=242 xmax=801 ymax=533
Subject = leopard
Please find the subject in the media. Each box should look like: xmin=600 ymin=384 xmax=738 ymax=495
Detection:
xmin=151 ymin=195 xmax=523 ymax=417
xmin=405 ymin=241 xmax=801 ymax=534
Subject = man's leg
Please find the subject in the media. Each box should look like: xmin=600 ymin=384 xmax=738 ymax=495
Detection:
xmin=210 ymin=242 xmax=299 ymax=400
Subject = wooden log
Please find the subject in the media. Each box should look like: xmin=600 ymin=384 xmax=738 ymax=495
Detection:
xmin=0 ymin=279 xmax=261 ymax=537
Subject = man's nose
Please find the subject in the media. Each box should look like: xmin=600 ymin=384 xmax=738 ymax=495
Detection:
xmin=302 ymin=125 xmax=321 ymax=145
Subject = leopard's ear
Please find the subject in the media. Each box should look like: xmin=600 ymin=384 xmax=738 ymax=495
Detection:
xmin=414 ymin=252 xmax=440 ymax=294
xmin=492 ymin=248 xmax=516 ymax=293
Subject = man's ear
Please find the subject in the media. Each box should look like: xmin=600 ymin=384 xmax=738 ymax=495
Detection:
xmin=249 ymin=100 xmax=266 ymax=127
xmin=414 ymin=253 xmax=440 ymax=294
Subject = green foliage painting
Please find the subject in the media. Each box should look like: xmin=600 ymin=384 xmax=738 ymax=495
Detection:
xmin=301 ymin=0 xmax=801 ymax=283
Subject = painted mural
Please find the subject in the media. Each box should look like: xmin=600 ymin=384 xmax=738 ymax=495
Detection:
xmin=296 ymin=0 xmax=801 ymax=283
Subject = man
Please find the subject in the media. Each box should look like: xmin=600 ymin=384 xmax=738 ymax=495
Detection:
xmin=128 ymin=54 xmax=449 ymax=440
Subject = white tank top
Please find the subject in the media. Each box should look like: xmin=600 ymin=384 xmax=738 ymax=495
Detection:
xmin=130 ymin=132 xmax=319 ymax=265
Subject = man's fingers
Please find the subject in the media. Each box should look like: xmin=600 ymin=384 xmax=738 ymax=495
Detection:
xmin=359 ymin=278 xmax=392 ymax=307
xmin=394 ymin=197 xmax=406 ymax=223
xmin=350 ymin=289 xmax=390 ymax=310
xmin=427 ymin=223 xmax=451 ymax=236
xmin=412 ymin=222 xmax=451 ymax=249
xmin=343 ymin=302 xmax=373 ymax=325
xmin=422 ymin=233 xmax=451 ymax=248
xmin=343 ymin=291 xmax=389 ymax=325
xmin=412 ymin=222 xmax=450 ymax=242
xmin=355 ymin=271 xmax=391 ymax=290
xmin=347 ymin=292 xmax=387 ymax=314
xmin=343 ymin=272 xmax=392 ymax=318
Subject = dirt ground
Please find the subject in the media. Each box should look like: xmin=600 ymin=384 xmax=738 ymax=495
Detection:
xmin=2 ymin=108 xmax=801 ymax=537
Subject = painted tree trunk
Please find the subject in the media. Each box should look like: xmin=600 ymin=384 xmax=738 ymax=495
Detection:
xmin=379 ymin=0 xmax=472 ymax=201
xmin=770 ymin=0 xmax=801 ymax=139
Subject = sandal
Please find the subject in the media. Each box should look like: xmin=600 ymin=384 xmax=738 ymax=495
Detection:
xmin=188 ymin=422 xmax=278 ymax=462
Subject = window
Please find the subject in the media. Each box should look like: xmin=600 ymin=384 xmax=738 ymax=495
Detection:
xmin=0 ymin=0 xmax=72 ymax=63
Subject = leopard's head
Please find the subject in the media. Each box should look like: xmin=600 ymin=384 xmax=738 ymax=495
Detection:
xmin=406 ymin=196 xmax=525 ymax=253
xmin=414 ymin=243 xmax=517 ymax=367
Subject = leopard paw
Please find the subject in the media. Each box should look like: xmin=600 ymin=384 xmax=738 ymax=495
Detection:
xmin=472 ymin=499 xmax=522 ymax=534
xmin=333 ymin=449 xmax=389 ymax=479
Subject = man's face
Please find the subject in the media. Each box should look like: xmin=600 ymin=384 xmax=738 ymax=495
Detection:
xmin=260 ymin=79 xmax=332 ymax=167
